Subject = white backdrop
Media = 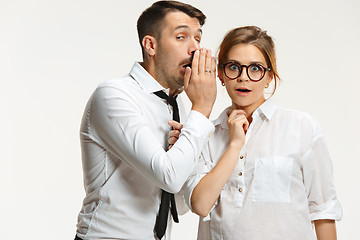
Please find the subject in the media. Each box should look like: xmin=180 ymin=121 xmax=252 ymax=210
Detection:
xmin=1 ymin=0 xmax=359 ymax=239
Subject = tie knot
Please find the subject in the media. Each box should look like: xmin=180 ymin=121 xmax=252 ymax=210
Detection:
xmin=153 ymin=91 xmax=177 ymax=108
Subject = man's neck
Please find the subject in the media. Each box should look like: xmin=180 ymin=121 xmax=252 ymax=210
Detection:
xmin=140 ymin=61 xmax=182 ymax=97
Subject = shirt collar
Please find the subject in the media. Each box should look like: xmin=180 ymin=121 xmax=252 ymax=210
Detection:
xmin=255 ymin=98 xmax=277 ymax=121
xmin=129 ymin=62 xmax=165 ymax=94
xmin=129 ymin=62 xmax=183 ymax=96
xmin=214 ymin=99 xmax=278 ymax=129
xmin=213 ymin=106 xmax=232 ymax=129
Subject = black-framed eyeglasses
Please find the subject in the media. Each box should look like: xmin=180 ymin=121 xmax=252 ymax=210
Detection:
xmin=222 ymin=61 xmax=271 ymax=81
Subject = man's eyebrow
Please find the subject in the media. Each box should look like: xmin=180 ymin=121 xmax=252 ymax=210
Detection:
xmin=173 ymin=25 xmax=202 ymax=34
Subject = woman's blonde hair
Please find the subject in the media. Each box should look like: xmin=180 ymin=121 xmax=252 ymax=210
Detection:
xmin=218 ymin=26 xmax=280 ymax=95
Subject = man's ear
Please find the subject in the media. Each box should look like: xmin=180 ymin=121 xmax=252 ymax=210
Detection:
xmin=142 ymin=35 xmax=156 ymax=57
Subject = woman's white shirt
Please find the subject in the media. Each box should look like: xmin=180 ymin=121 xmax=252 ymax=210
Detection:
xmin=183 ymin=99 xmax=342 ymax=240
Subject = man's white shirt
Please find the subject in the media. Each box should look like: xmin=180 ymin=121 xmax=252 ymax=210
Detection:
xmin=76 ymin=62 xmax=214 ymax=239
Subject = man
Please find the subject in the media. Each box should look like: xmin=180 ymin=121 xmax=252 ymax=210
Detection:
xmin=74 ymin=1 xmax=216 ymax=239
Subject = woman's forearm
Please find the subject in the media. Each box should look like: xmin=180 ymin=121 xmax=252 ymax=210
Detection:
xmin=314 ymin=219 xmax=337 ymax=240
xmin=191 ymin=143 xmax=242 ymax=217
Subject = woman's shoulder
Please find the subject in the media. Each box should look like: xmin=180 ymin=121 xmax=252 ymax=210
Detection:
xmin=275 ymin=105 xmax=323 ymax=136
xmin=275 ymin=104 xmax=314 ymax=120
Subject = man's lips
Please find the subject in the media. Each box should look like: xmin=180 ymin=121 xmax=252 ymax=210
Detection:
xmin=183 ymin=62 xmax=192 ymax=68
xmin=181 ymin=52 xmax=195 ymax=69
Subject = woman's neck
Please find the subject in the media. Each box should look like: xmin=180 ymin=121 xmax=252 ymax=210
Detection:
xmin=231 ymin=98 xmax=266 ymax=124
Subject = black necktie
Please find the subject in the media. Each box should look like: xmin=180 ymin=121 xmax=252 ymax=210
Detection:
xmin=153 ymin=90 xmax=179 ymax=239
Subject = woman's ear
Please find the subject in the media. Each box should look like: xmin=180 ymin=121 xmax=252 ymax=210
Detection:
xmin=267 ymin=71 xmax=274 ymax=85
xmin=217 ymin=69 xmax=223 ymax=81
xmin=268 ymin=71 xmax=274 ymax=79
xmin=142 ymin=35 xmax=156 ymax=57
xmin=218 ymin=70 xmax=225 ymax=86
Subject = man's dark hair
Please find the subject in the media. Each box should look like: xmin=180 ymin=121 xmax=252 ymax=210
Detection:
xmin=137 ymin=0 xmax=206 ymax=59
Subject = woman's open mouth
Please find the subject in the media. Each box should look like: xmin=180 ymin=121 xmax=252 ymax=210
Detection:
xmin=236 ymin=88 xmax=252 ymax=96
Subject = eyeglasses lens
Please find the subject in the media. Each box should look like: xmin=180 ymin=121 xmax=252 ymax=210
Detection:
xmin=224 ymin=63 xmax=265 ymax=81
xmin=248 ymin=64 xmax=264 ymax=81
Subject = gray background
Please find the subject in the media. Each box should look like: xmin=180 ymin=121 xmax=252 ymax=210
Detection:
xmin=1 ymin=0 xmax=359 ymax=239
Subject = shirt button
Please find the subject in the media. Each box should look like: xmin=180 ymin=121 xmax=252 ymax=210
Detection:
xmin=239 ymin=188 xmax=243 ymax=192
xmin=240 ymin=155 xmax=244 ymax=159
xmin=238 ymin=172 xmax=242 ymax=176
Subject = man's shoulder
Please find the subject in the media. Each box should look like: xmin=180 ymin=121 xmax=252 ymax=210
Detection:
xmin=97 ymin=74 xmax=140 ymax=90
xmin=90 ymin=74 xmax=145 ymax=105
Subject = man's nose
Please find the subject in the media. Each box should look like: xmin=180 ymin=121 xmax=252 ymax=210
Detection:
xmin=188 ymin=39 xmax=200 ymax=55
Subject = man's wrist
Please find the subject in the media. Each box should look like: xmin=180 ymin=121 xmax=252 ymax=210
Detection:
xmin=191 ymin=105 xmax=212 ymax=118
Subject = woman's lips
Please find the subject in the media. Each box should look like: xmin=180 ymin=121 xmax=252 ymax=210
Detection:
xmin=236 ymin=88 xmax=252 ymax=96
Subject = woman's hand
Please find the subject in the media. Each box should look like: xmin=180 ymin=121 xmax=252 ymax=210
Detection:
xmin=227 ymin=109 xmax=249 ymax=147
xmin=168 ymin=120 xmax=183 ymax=149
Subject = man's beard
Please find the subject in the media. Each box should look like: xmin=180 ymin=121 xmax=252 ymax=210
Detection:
xmin=156 ymin=56 xmax=184 ymax=90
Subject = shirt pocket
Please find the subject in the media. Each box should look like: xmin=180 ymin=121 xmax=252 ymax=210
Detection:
xmin=252 ymin=156 xmax=293 ymax=203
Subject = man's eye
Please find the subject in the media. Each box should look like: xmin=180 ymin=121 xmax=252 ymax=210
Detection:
xmin=176 ymin=36 xmax=185 ymax=40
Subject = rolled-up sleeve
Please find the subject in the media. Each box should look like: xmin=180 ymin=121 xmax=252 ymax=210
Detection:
xmin=182 ymin=145 xmax=213 ymax=211
xmin=302 ymin=133 xmax=342 ymax=221
xmin=89 ymin=85 xmax=214 ymax=193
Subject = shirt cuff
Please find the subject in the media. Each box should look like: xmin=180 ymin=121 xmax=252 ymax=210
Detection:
xmin=184 ymin=175 xmax=204 ymax=211
xmin=202 ymin=203 xmax=217 ymax=222
xmin=183 ymin=110 xmax=215 ymax=139
xmin=309 ymin=199 xmax=342 ymax=221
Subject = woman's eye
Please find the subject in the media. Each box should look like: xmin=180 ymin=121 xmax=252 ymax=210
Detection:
xmin=229 ymin=64 xmax=240 ymax=71
xmin=250 ymin=65 xmax=260 ymax=72
xmin=177 ymin=36 xmax=185 ymax=40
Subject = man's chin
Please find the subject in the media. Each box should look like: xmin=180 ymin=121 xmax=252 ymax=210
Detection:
xmin=177 ymin=76 xmax=185 ymax=86
xmin=169 ymin=78 xmax=184 ymax=92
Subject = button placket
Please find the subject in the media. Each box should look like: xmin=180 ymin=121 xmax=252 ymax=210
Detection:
xmin=237 ymin=151 xmax=245 ymax=181
xmin=235 ymin=178 xmax=245 ymax=206
xmin=234 ymin=185 xmax=245 ymax=207
xmin=234 ymin=151 xmax=245 ymax=207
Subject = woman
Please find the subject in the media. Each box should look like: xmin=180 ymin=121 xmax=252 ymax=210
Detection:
xmin=169 ymin=26 xmax=342 ymax=239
